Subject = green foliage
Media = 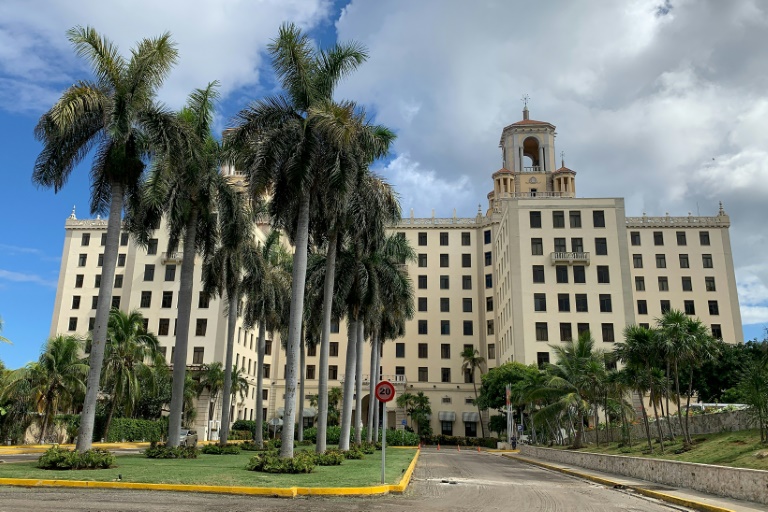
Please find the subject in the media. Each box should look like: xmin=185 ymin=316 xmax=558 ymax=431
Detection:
xmin=691 ymin=340 xmax=766 ymax=402
xmin=239 ymin=440 xmax=269 ymax=451
xmin=201 ymin=443 xmax=241 ymax=455
xmin=359 ymin=442 xmax=376 ymax=454
xmin=383 ymin=428 xmax=420 ymax=446
xmin=144 ymin=444 xmax=199 ymax=459
xmin=231 ymin=419 xmax=268 ymax=437
xmin=227 ymin=429 xmax=252 ymax=441
xmin=477 ymin=362 xmax=540 ymax=411
xmin=342 ymin=446 xmax=365 ymax=459
xmin=297 ymin=439 xmax=313 ymax=446
xmin=419 ymin=434 xmax=498 ymax=448
xmin=315 ymin=449 xmax=344 ymax=466
xmin=488 ymin=414 xmax=508 ymax=435
xmin=245 ymin=450 xmax=316 ymax=473
xmin=37 ymin=446 xmax=114 ymax=470
xmin=104 ymin=418 xmax=166 ymax=442
xmin=396 ymin=391 xmax=432 ymax=434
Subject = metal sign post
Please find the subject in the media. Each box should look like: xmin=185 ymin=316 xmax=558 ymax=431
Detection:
xmin=375 ymin=380 xmax=395 ymax=485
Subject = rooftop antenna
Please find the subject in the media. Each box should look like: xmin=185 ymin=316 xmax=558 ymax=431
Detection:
xmin=521 ymin=94 xmax=530 ymax=120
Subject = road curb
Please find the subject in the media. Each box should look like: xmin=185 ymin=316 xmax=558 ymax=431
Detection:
xmin=504 ymin=454 xmax=736 ymax=512
xmin=0 ymin=448 xmax=421 ymax=498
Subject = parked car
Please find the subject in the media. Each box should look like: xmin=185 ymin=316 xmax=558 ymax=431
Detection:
xmin=179 ymin=429 xmax=198 ymax=447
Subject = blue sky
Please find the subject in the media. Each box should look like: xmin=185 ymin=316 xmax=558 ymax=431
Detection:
xmin=1 ymin=1 xmax=767 ymax=368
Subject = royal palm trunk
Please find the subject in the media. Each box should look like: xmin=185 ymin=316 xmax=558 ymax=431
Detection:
xmin=77 ymin=182 xmax=123 ymax=452
xmin=219 ymin=288 xmax=238 ymax=445
xmin=298 ymin=336 xmax=305 ymax=442
xmin=339 ymin=319 xmax=358 ymax=450
xmin=316 ymin=233 xmax=337 ymax=453
xmin=254 ymin=322 xmax=266 ymax=448
xmin=354 ymin=320 xmax=365 ymax=445
xmin=367 ymin=332 xmax=378 ymax=443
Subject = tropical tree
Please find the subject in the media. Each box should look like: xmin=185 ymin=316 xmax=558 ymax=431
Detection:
xmin=227 ymin=23 xmax=371 ymax=458
xmin=33 ymin=26 xmax=179 ymax=452
xmin=461 ymin=346 xmax=487 ymax=438
xmin=101 ymin=309 xmax=162 ymax=439
xmin=396 ymin=391 xmax=431 ymax=434
xmin=1 ymin=335 xmax=88 ymax=443
xmin=738 ymin=356 xmax=768 ymax=443
xmin=0 ymin=316 xmax=11 ymax=344
xmin=197 ymin=362 xmax=225 ymax=434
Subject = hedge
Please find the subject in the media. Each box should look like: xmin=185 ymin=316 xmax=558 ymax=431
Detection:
xmin=105 ymin=418 xmax=167 ymax=442
xmin=302 ymin=426 xmax=419 ymax=446
xmin=419 ymin=434 xmax=498 ymax=448
xmin=38 ymin=446 xmax=115 ymax=470
xmin=145 ymin=444 xmax=199 ymax=459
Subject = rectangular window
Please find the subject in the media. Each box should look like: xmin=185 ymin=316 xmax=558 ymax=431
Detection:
xmin=120 ymin=232 xmax=129 ymax=246
xmin=462 ymin=275 xmax=472 ymax=290
xmin=595 ymin=238 xmax=608 ymax=256
xmin=530 ymin=211 xmax=542 ymax=228
xmin=537 ymin=352 xmax=550 ymax=368
xmin=462 ymin=254 xmax=471 ymax=267
xmin=158 ymin=318 xmax=169 ymax=336
xmin=684 ymin=300 xmax=696 ymax=315
xmin=161 ymin=291 xmax=173 ymax=308
xmin=71 ymin=296 xmax=80 ymax=309
xmin=464 ymin=421 xmax=477 ymax=437
xmin=441 ymin=344 xmax=451 ymax=359
xmin=569 ymin=211 xmax=582 ymax=228
xmin=418 ymin=232 xmax=427 ymax=246
xmin=573 ymin=265 xmax=586 ymax=284
xmin=147 ymin=239 xmax=158 ymax=255
xmin=593 ymin=210 xmax=606 ymax=228
xmin=484 ymin=230 xmax=491 ymax=244
xmin=263 ymin=364 xmax=271 ymax=379
xmin=601 ymin=323 xmax=615 ymax=342
xmin=195 ymin=319 xmax=207 ymax=336
xmin=597 ymin=265 xmax=610 ymax=284
xmin=307 ymin=344 xmax=316 ymax=357
xmin=633 ymin=254 xmax=643 ymax=268
xmin=441 ymin=368 xmax=451 ymax=383
xmin=418 ymin=254 xmax=427 ymax=267
xmin=418 ymin=367 xmax=428 ymax=382
xmin=486 ymin=296 xmax=494 ymax=312
xmin=599 ymin=294 xmax=612 ymax=313
xmin=114 ymin=274 xmax=123 ymax=288
xmin=484 ymin=251 xmax=492 ymax=266
xmin=165 ymin=264 xmax=176 ymax=281
xmin=463 ymin=321 xmax=474 ymax=335
xmin=660 ymin=300 xmax=671 ymax=313
xmin=193 ymin=347 xmax=204 ymax=364
xmin=630 ymin=231 xmax=641 ymax=246
xmin=700 ymin=231 xmax=711 ymax=246
xmin=440 ymin=297 xmax=450 ymax=312
xmin=531 ymin=238 xmax=543 ymax=255
xmin=654 ymin=231 xmax=664 ymax=246
xmin=635 ymin=276 xmax=645 ymax=291
xmin=575 ymin=294 xmax=588 ymax=312
xmin=198 ymin=292 xmax=210 ymax=309
xmin=418 ymin=320 xmax=428 ymax=335
xmin=676 ymin=231 xmax=687 ymax=246
xmin=418 ymin=275 xmax=427 ymax=289
xmin=560 ymin=323 xmax=572 ymax=342
xmin=679 ymin=254 xmax=689 ymax=268
xmin=68 ymin=317 xmax=77 ymax=331
xmin=75 ymin=274 xmax=84 ymax=288
xmin=440 ymin=232 xmax=449 ymax=246
xmin=97 ymin=253 xmax=104 ymax=267
xmin=92 ymin=296 xmax=99 ymax=309
xmin=328 ymin=365 xmax=338 ymax=380
xmin=637 ymin=300 xmax=648 ymax=315
xmin=461 ymin=232 xmax=471 ymax=246
xmin=556 ymin=265 xmax=568 ymax=283
xmin=440 ymin=254 xmax=449 ymax=267
xmin=705 ymin=277 xmax=716 ymax=292
xmin=535 ymin=322 xmax=548 ymax=341
xmin=708 ymin=300 xmax=719 ymax=315
xmin=682 ymin=277 xmax=693 ymax=292
xmin=306 ymin=365 xmax=316 ymax=380
xmin=463 ymin=298 xmax=472 ymax=312
xmin=488 ymin=344 xmax=496 ymax=359
xmin=78 ymin=254 xmax=87 ymax=267
xmin=94 ymin=275 xmax=101 ymax=288
xmin=330 ymin=320 xmax=340 ymax=333
xmin=656 ymin=254 xmax=667 ymax=268
xmin=325 ymin=341 xmax=337 ymax=357
xmin=711 ymin=324 xmax=722 ymax=339
xmin=658 ymin=277 xmax=669 ymax=291
xmin=81 ymin=233 xmax=91 ymax=246
xmin=702 ymin=254 xmax=713 ymax=268
xmin=140 ymin=291 xmax=152 ymax=308
xmin=395 ymin=343 xmax=405 ymax=358
xmin=100 ymin=234 xmax=108 ymax=246
xmin=554 ymin=237 xmax=566 ymax=252
xmin=116 ymin=253 xmax=125 ymax=267
xmin=553 ymin=211 xmax=565 ymax=228
xmin=532 ymin=265 xmax=545 ymax=283
xmin=487 ymin=319 xmax=494 ymax=335
xmin=577 ymin=323 xmax=590 ymax=336
xmin=558 ymin=293 xmax=570 ymax=312
xmin=534 ymin=293 xmax=547 ymax=312
xmin=571 ymin=237 xmax=583 ymax=253
xmin=418 ymin=297 xmax=427 ymax=312
xmin=440 ymin=275 xmax=450 ymax=289
xmin=144 ymin=264 xmax=155 ymax=281
xmin=485 ymin=274 xmax=492 ymax=288
xmin=441 ymin=320 xmax=451 ymax=335
xmin=395 ymin=366 xmax=405 ymax=377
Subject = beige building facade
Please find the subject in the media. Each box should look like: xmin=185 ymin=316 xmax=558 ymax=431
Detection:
xmin=50 ymin=108 xmax=743 ymax=439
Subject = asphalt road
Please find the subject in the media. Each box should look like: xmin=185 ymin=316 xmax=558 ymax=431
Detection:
xmin=0 ymin=448 xmax=682 ymax=511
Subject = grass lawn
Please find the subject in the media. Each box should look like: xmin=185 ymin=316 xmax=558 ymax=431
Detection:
xmin=0 ymin=446 xmax=418 ymax=487
xmin=562 ymin=429 xmax=768 ymax=470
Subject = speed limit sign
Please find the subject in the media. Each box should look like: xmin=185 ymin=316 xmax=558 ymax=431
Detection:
xmin=375 ymin=380 xmax=396 ymax=402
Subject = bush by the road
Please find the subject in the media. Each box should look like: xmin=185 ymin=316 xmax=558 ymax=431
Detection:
xmin=37 ymin=446 xmax=115 ymax=470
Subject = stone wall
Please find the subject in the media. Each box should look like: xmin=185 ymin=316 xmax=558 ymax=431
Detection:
xmin=519 ymin=445 xmax=768 ymax=505
xmin=583 ymin=410 xmax=755 ymax=445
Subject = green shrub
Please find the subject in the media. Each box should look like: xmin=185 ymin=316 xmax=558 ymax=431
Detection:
xmin=105 ymin=418 xmax=166 ymax=443
xmin=201 ymin=443 xmax=241 ymax=455
xmin=240 ymin=440 xmax=268 ymax=451
xmin=227 ymin=430 xmax=252 ymax=441
xmin=343 ymin=447 xmax=365 ymax=460
xmin=246 ymin=450 xmax=316 ymax=473
xmin=315 ymin=449 xmax=344 ymax=466
xmin=297 ymin=439 xmax=313 ymax=446
xmin=385 ymin=429 xmax=420 ymax=446
xmin=418 ymin=434 xmax=497 ymax=448
xmin=37 ymin=446 xmax=115 ymax=470
xmin=231 ymin=420 xmax=269 ymax=438
xmin=360 ymin=442 xmax=376 ymax=454
xmin=144 ymin=444 xmax=198 ymax=459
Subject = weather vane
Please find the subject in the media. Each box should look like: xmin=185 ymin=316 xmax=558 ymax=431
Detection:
xmin=521 ymin=94 xmax=530 ymax=108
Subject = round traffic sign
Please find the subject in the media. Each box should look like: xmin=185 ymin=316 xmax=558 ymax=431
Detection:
xmin=375 ymin=380 xmax=396 ymax=402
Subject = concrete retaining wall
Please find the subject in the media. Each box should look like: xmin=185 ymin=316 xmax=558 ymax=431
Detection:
xmin=520 ymin=445 xmax=768 ymax=505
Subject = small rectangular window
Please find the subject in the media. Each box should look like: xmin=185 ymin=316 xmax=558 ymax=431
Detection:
xmin=658 ymin=277 xmax=669 ymax=291
xmin=461 ymin=232 xmax=471 ymax=246
xmin=193 ymin=347 xmax=204 ymax=364
xmin=418 ymin=320 xmax=428 ymax=335
xmin=147 ymin=238 xmax=158 ymax=255
xmin=656 ymin=254 xmax=666 ymax=268
xmin=463 ymin=320 xmax=473 ymax=336
xmin=195 ymin=319 xmax=207 ymax=336
xmin=396 ymin=343 xmax=405 ymax=358
xmin=97 ymin=253 xmax=104 ymax=267
xmin=532 ymin=265 xmax=545 ymax=283
xmin=682 ymin=277 xmax=692 ymax=292
xmin=484 ymin=230 xmax=491 ymax=244
xmin=440 ymin=297 xmax=450 ymax=312
xmin=593 ymin=210 xmax=606 ymax=228
xmin=440 ymin=232 xmax=449 ymax=246
xmin=263 ymin=364 xmax=271 ymax=378
xmin=68 ymin=317 xmax=78 ymax=331
xmin=158 ymin=318 xmax=169 ymax=336
xmin=554 ymin=238 xmax=567 ymax=252
xmin=537 ymin=352 xmax=550 ymax=368
xmin=78 ymin=254 xmax=87 ymax=267
xmin=569 ymin=211 xmax=581 ymax=228
xmin=165 ymin=264 xmax=176 ymax=281
xmin=441 ymin=343 xmax=451 ymax=359
xmin=702 ymin=254 xmax=713 ymax=268
xmin=484 ymin=251 xmax=492 ymax=266
xmin=577 ymin=323 xmax=590 ymax=336
xmin=328 ymin=365 xmax=338 ymax=380
xmin=705 ymin=277 xmax=716 ymax=292
xmin=441 ymin=368 xmax=451 ymax=383
xmin=75 ymin=274 xmax=84 ymax=288
xmin=633 ymin=254 xmax=643 ymax=268
xmin=534 ymin=293 xmax=547 ymax=312
xmin=630 ymin=231 xmax=641 ymax=246
xmin=530 ymin=211 xmax=542 ymax=228
xmin=560 ymin=322 xmax=572 ymax=342
xmin=162 ymin=291 xmax=173 ymax=308
xmin=700 ymin=231 xmax=710 ymax=246
xmin=306 ymin=365 xmax=316 ymax=380
xmin=418 ymin=297 xmax=427 ymax=312
xmin=637 ymin=300 xmax=648 ymax=315
xmin=708 ymin=300 xmax=719 ymax=315
xmin=676 ymin=231 xmax=687 ymax=246
xmin=535 ymin=322 xmax=549 ymax=341
xmin=488 ymin=344 xmax=496 ymax=359
xmin=597 ymin=265 xmax=610 ymax=284
xmin=573 ymin=265 xmax=586 ymax=284
xmin=330 ymin=320 xmax=340 ymax=333
xmin=462 ymin=275 xmax=472 ymax=290
xmin=485 ymin=274 xmax=492 ymax=288
xmin=571 ymin=237 xmax=583 ymax=253
xmin=94 ymin=275 xmax=101 ymax=288
xmin=329 ymin=341 xmax=338 ymax=357
xmin=462 ymin=254 xmax=471 ymax=267
xmin=711 ymin=324 xmax=722 ymax=339
xmin=440 ymin=254 xmax=449 ymax=267
xmin=418 ymin=367 xmax=428 ymax=382
xmin=679 ymin=254 xmax=689 ymax=268
xmin=81 ymin=233 xmax=90 ymax=246
xmin=558 ymin=293 xmax=570 ymax=312
xmin=100 ymin=233 xmax=107 ymax=246
xmin=486 ymin=297 xmax=494 ymax=312
xmin=660 ymin=300 xmax=671 ymax=313
xmin=595 ymin=238 xmax=607 ymax=256
xmin=635 ymin=276 xmax=645 ymax=291
xmin=463 ymin=298 xmax=472 ymax=312
xmin=71 ymin=296 xmax=81 ymax=309
xmin=198 ymin=292 xmax=210 ymax=308
xmin=307 ymin=344 xmax=316 ymax=357
xmin=144 ymin=264 xmax=155 ymax=281
xmin=599 ymin=294 xmax=612 ymax=313
xmin=418 ymin=232 xmax=427 ymax=246
xmin=531 ymin=238 xmax=543 ymax=255
xmin=140 ymin=291 xmax=152 ymax=308
xmin=553 ymin=211 xmax=565 ymax=228
xmin=418 ymin=254 xmax=427 ymax=267
xmin=440 ymin=275 xmax=450 ymax=289
xmin=117 ymin=253 xmax=126 ymax=267
xmin=654 ymin=231 xmax=664 ymax=246
xmin=684 ymin=300 xmax=696 ymax=315
xmin=556 ymin=265 xmax=568 ymax=283
xmin=418 ymin=275 xmax=427 ymax=289
xmin=601 ymin=323 xmax=615 ymax=342
xmin=120 ymin=232 xmax=129 ymax=246
xmin=487 ymin=320 xmax=494 ymax=335
xmin=92 ymin=296 xmax=98 ymax=309
xmin=575 ymin=294 xmax=588 ymax=312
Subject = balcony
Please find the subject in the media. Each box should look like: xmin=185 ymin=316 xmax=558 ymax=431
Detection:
xmin=509 ymin=191 xmax=572 ymax=199
xmin=339 ymin=374 xmax=406 ymax=385
xmin=550 ymin=252 xmax=590 ymax=266
xmin=161 ymin=252 xmax=183 ymax=265
xmin=521 ymin=166 xmax=543 ymax=173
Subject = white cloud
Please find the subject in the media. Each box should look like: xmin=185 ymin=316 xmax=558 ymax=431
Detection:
xmin=0 ymin=269 xmax=57 ymax=288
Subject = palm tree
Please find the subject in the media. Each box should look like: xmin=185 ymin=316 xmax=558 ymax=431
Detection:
xmin=101 ymin=309 xmax=161 ymax=439
xmin=461 ymin=346 xmax=487 ymax=438
xmin=228 ymin=23 xmax=370 ymax=458
xmin=0 ymin=316 xmax=11 ymax=344
xmin=33 ymin=27 xmax=178 ymax=452
xmin=681 ymin=318 xmax=717 ymax=445
xmin=197 ymin=362 xmax=225 ymax=435
xmin=129 ymin=82 xmax=225 ymax=447
xmin=2 ymin=335 xmax=88 ymax=443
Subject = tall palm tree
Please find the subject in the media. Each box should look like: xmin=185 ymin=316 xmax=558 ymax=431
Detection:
xmin=461 ymin=346 xmax=487 ymax=438
xmin=101 ymin=309 xmax=161 ymax=439
xmin=197 ymin=361 xmax=225 ymax=435
xmin=129 ymin=82 xmax=225 ymax=447
xmin=33 ymin=27 xmax=178 ymax=452
xmin=228 ymin=23 xmax=370 ymax=458
xmin=657 ymin=309 xmax=696 ymax=447
xmin=2 ymin=335 xmax=88 ymax=443
xmin=681 ymin=318 xmax=717 ymax=446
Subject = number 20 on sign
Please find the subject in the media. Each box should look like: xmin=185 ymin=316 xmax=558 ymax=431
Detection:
xmin=375 ymin=380 xmax=395 ymax=402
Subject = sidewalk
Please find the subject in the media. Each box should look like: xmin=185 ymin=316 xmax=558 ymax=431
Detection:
xmin=504 ymin=453 xmax=766 ymax=512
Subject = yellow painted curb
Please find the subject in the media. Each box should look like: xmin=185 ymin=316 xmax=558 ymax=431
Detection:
xmin=0 ymin=448 xmax=421 ymax=499
xmin=505 ymin=454 xmax=736 ymax=512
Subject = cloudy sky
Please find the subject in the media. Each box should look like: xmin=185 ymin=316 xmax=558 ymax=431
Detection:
xmin=0 ymin=0 xmax=766 ymax=367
